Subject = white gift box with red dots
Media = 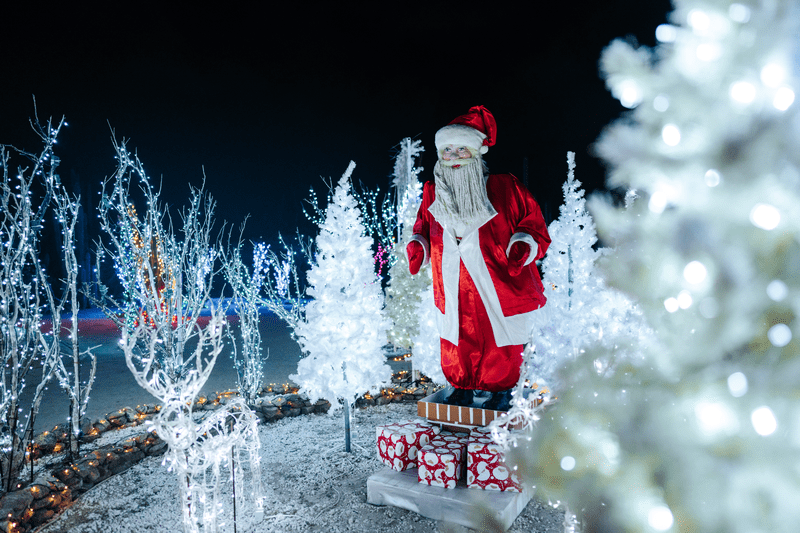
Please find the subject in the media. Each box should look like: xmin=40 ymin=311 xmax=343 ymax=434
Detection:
xmin=376 ymin=419 xmax=440 ymax=472
xmin=466 ymin=427 xmax=522 ymax=492
xmin=417 ymin=430 xmax=470 ymax=489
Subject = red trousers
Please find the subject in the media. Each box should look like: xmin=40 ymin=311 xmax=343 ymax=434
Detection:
xmin=440 ymin=262 xmax=523 ymax=392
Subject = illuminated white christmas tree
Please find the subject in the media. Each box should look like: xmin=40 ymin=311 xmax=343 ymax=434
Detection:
xmin=385 ymin=138 xmax=429 ymax=349
xmin=291 ymin=162 xmax=391 ymax=412
xmin=507 ymin=2 xmax=800 ymax=532
xmin=527 ymin=152 xmax=648 ymax=391
xmin=527 ymin=152 xmax=605 ymax=391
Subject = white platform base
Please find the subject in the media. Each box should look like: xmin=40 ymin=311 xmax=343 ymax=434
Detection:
xmin=367 ymin=467 xmax=531 ymax=531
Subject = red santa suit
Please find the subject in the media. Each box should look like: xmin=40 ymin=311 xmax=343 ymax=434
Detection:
xmin=410 ymin=173 xmax=550 ymax=391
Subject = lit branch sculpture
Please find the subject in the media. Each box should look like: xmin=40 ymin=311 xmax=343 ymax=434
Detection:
xmin=0 ymin=114 xmax=69 ymax=489
xmin=90 ymin=138 xmax=263 ymax=531
xmin=46 ymin=181 xmax=98 ymax=460
xmin=221 ymin=224 xmax=267 ymax=405
xmin=89 ymin=137 xmax=224 ymax=385
xmin=254 ymin=233 xmax=309 ymax=344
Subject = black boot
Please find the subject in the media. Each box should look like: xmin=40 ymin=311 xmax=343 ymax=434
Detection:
xmin=444 ymin=387 xmax=474 ymax=407
xmin=483 ymin=389 xmax=513 ymax=411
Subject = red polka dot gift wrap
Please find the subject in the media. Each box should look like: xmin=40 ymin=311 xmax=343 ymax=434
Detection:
xmin=417 ymin=430 xmax=470 ymax=489
xmin=466 ymin=427 xmax=523 ymax=492
xmin=376 ymin=419 xmax=441 ymax=472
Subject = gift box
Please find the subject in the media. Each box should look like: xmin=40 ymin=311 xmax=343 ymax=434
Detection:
xmin=376 ymin=419 xmax=440 ymax=471
xmin=417 ymin=431 xmax=470 ymax=489
xmin=466 ymin=427 xmax=522 ymax=492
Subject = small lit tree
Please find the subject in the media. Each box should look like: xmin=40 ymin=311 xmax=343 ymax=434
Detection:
xmin=48 ymin=185 xmax=97 ymax=460
xmin=221 ymin=225 xmax=267 ymax=405
xmin=291 ymin=162 xmax=391 ymax=451
xmin=255 ymin=233 xmax=310 ymax=344
xmin=385 ymin=138 xmax=430 ymax=350
xmin=303 ymin=175 xmax=397 ymax=278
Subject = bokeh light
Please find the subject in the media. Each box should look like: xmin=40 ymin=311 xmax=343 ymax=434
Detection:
xmin=751 ymin=406 xmax=777 ymax=436
xmin=727 ymin=372 xmax=748 ymax=397
xmin=767 ymin=323 xmax=792 ymax=347
xmin=648 ymin=505 xmax=675 ymax=531
xmin=749 ymin=203 xmax=780 ymax=230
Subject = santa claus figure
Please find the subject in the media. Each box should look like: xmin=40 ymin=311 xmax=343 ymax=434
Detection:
xmin=407 ymin=106 xmax=550 ymax=410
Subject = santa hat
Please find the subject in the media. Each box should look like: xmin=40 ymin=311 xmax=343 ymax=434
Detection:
xmin=435 ymin=105 xmax=497 ymax=155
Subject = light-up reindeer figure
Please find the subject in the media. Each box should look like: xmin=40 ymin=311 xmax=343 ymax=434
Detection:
xmin=94 ymin=139 xmax=264 ymax=532
xmin=122 ymin=312 xmax=264 ymax=533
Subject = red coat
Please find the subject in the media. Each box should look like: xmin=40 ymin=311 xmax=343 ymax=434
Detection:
xmin=411 ymin=174 xmax=550 ymax=348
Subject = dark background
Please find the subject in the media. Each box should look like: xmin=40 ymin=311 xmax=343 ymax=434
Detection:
xmin=1 ymin=2 xmax=672 ymax=250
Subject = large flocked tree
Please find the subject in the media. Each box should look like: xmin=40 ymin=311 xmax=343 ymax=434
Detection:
xmin=291 ymin=162 xmax=391 ymax=414
xmin=507 ymin=1 xmax=800 ymax=532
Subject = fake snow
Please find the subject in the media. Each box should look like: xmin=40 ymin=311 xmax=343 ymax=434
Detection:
xmin=38 ymin=403 xmax=564 ymax=532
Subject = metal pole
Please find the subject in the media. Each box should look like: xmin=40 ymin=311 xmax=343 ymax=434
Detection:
xmin=344 ymin=401 xmax=351 ymax=453
xmin=231 ymin=445 xmax=237 ymax=533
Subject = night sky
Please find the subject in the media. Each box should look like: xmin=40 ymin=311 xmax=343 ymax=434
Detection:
xmin=1 ymin=2 xmax=673 ymax=246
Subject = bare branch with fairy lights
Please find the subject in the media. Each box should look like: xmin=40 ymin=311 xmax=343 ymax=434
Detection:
xmin=0 ymin=110 xmax=77 ymax=490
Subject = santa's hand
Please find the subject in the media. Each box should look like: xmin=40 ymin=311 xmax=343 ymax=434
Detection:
xmin=507 ymin=241 xmax=530 ymax=276
xmin=407 ymin=240 xmax=424 ymax=275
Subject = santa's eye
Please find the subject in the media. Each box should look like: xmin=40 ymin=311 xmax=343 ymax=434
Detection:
xmin=443 ymin=147 xmax=452 ymax=152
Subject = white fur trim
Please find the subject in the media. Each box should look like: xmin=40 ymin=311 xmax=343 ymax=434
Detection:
xmin=505 ymin=232 xmax=538 ymax=266
xmin=435 ymin=124 xmax=486 ymax=151
xmin=458 ymin=230 xmax=533 ymax=346
xmin=438 ymin=228 xmax=461 ymax=345
xmin=409 ymin=234 xmax=430 ymax=267
xmin=434 ymin=219 xmax=533 ymax=347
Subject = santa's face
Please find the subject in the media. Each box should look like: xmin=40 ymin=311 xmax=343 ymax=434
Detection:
xmin=439 ymin=145 xmax=475 ymax=168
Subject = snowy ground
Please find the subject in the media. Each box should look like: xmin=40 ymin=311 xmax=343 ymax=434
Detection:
xmin=37 ymin=403 xmax=564 ymax=532
xmin=24 ymin=313 xmax=564 ymax=531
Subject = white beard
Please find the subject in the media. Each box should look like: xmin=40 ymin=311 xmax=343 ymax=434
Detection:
xmin=432 ymin=156 xmax=493 ymax=236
